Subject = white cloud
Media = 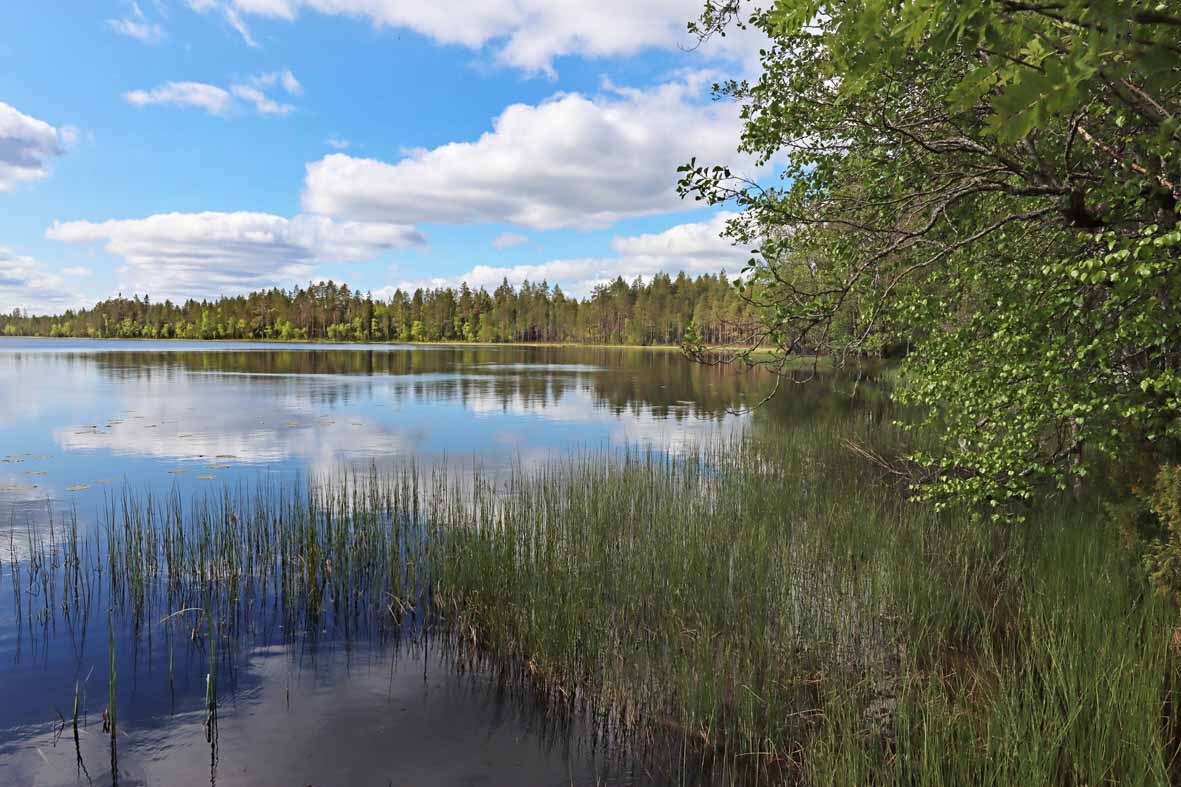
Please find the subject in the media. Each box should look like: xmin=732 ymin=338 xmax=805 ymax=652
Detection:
xmin=491 ymin=232 xmax=527 ymax=250
xmin=303 ymin=76 xmax=753 ymax=230
xmin=124 ymin=81 xmax=235 ymax=116
xmin=61 ymin=266 xmax=92 ymax=277
xmin=47 ymin=211 xmax=424 ymax=300
xmin=0 ymin=248 xmax=88 ymax=314
xmin=251 ymin=69 xmax=302 ymax=95
xmin=0 ymin=101 xmax=74 ymax=192
xmin=388 ymin=211 xmax=747 ymax=298
xmin=186 ymin=0 xmax=764 ymax=74
xmin=325 ymin=136 xmax=350 ymax=150
xmin=125 ymin=71 xmax=301 ymax=117
xmin=187 ymin=0 xmax=260 ymax=46
xmin=610 ymin=212 xmax=746 ymax=262
xmin=107 ymin=1 xmax=167 ymax=43
xmin=230 ymin=84 xmax=295 ymax=115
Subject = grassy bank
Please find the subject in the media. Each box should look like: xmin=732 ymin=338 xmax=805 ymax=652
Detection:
xmin=0 ymin=332 xmax=792 ymax=358
xmin=0 ymin=333 xmax=693 ymax=350
xmin=8 ymin=404 xmax=1177 ymax=784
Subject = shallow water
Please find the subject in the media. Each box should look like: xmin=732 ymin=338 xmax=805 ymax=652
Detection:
xmin=0 ymin=339 xmax=761 ymax=543
xmin=0 ymin=338 xmax=768 ymax=786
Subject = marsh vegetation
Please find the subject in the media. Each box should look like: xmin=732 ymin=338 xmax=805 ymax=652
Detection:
xmin=5 ymin=365 xmax=1176 ymax=784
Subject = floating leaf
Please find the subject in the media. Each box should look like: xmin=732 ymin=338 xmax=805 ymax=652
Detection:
xmin=66 ymin=484 xmax=90 ymax=492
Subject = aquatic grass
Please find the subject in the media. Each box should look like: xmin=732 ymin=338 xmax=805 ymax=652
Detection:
xmin=421 ymin=425 xmax=1181 ymax=783
xmin=2 ymin=402 xmax=1178 ymax=784
xmin=806 ymin=505 xmax=1179 ymax=786
xmin=106 ymin=606 xmax=116 ymax=740
xmin=426 ymin=431 xmax=908 ymax=777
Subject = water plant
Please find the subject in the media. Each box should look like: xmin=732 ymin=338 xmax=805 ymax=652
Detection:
xmin=3 ymin=404 xmax=1177 ymax=784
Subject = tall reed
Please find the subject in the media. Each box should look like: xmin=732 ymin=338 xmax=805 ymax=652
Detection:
xmin=6 ymin=405 xmax=1177 ymax=784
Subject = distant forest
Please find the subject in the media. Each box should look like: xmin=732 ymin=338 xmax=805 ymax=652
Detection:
xmin=0 ymin=272 xmax=756 ymax=346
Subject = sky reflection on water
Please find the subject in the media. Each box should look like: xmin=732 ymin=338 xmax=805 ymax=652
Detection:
xmin=0 ymin=338 xmax=767 ymax=787
xmin=0 ymin=338 xmax=762 ymax=545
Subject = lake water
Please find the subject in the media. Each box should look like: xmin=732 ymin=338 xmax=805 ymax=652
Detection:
xmin=0 ymin=338 xmax=771 ymax=786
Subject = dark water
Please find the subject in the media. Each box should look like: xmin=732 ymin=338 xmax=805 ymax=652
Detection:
xmin=0 ymin=338 xmax=771 ymax=786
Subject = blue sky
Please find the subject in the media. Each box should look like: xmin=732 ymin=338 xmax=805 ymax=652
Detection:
xmin=0 ymin=0 xmax=762 ymax=313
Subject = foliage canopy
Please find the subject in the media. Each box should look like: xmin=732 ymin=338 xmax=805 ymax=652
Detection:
xmin=681 ymin=0 xmax=1181 ymax=515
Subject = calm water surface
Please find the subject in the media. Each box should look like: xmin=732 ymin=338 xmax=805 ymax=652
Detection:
xmin=0 ymin=338 xmax=770 ymax=786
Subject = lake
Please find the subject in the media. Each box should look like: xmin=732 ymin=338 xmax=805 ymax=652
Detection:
xmin=0 ymin=338 xmax=776 ymax=786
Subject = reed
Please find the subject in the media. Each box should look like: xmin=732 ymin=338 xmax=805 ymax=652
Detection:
xmin=6 ymin=407 xmax=1177 ymax=785
xmin=106 ymin=606 xmax=116 ymax=740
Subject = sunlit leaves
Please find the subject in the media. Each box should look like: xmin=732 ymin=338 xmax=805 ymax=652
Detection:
xmin=682 ymin=0 xmax=1181 ymax=517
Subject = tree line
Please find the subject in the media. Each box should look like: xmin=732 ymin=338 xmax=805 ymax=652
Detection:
xmin=0 ymin=272 xmax=757 ymax=346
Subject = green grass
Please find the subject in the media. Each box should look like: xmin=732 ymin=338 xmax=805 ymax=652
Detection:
xmin=0 ymin=334 xmax=698 ymax=350
xmin=7 ymin=402 xmax=1179 ymax=784
xmin=807 ymin=506 xmax=1178 ymax=786
xmin=0 ymin=332 xmax=845 ymax=362
xmin=426 ymin=423 xmax=1180 ymax=783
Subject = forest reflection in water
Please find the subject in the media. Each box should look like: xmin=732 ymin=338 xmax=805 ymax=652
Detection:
xmin=0 ymin=340 xmax=773 ymax=544
xmin=0 ymin=339 xmax=888 ymax=786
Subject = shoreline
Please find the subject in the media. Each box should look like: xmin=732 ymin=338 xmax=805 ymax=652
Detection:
xmin=0 ymin=334 xmax=788 ymax=355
